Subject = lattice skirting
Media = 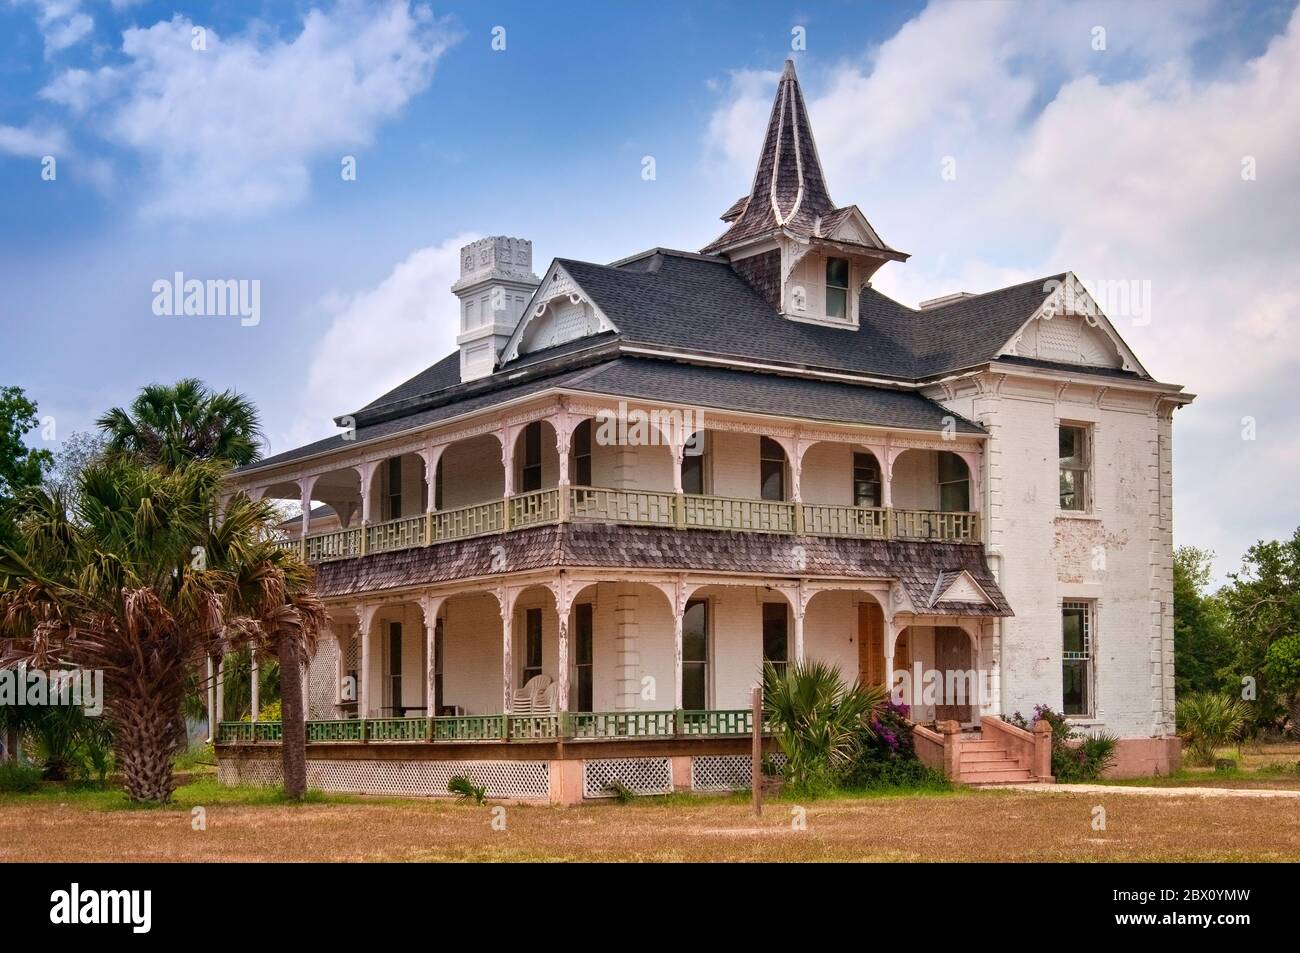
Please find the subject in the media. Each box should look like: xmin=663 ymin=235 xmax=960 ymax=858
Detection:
xmin=218 ymin=757 xmax=550 ymax=800
xmin=690 ymin=753 xmax=787 ymax=792
xmin=583 ymin=757 xmax=673 ymax=798
xmin=306 ymin=638 xmax=340 ymax=721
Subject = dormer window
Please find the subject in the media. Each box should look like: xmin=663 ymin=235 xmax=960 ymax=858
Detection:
xmin=826 ymin=258 xmax=850 ymax=320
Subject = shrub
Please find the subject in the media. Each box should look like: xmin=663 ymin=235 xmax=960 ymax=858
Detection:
xmin=240 ymin=699 xmax=282 ymax=723
xmin=0 ymin=761 xmax=43 ymax=793
xmin=1006 ymin=705 xmax=1117 ymax=781
xmin=762 ymin=660 xmax=885 ymax=796
xmin=1176 ymin=692 xmax=1252 ymax=766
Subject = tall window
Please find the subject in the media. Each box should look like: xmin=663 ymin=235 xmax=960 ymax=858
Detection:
xmin=575 ymin=603 xmax=594 ymax=713
xmin=387 ymin=621 xmax=402 ymax=715
xmin=763 ymin=602 xmax=789 ymax=678
xmin=682 ymin=433 xmax=705 ymax=495
xmin=522 ymin=607 xmax=543 ymax=684
xmin=682 ymin=599 xmax=709 ymax=710
xmin=760 ymin=437 xmax=786 ymax=501
xmin=1059 ymin=424 xmax=1089 ymax=511
xmin=520 ymin=422 xmax=543 ymax=493
xmin=385 ymin=457 xmax=402 ymax=520
xmin=433 ymin=618 xmax=444 ymax=715
xmin=937 ymin=452 xmax=970 ymax=511
xmin=573 ymin=419 xmax=592 ymax=487
xmin=433 ymin=460 xmax=443 ymax=510
xmin=853 ymin=452 xmax=881 ymax=507
xmin=1062 ymin=601 xmax=1091 ymax=716
xmin=826 ymin=257 xmax=850 ymax=320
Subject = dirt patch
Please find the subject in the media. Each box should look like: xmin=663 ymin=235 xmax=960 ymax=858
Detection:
xmin=3 ymin=788 xmax=1299 ymax=862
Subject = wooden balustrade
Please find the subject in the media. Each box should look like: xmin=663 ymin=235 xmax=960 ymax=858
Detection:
xmin=802 ymin=503 xmax=889 ymax=538
xmin=568 ymin=486 xmax=677 ymax=526
xmin=305 ymin=527 xmax=363 ymax=562
xmin=509 ymin=488 xmax=562 ymax=529
xmin=290 ymin=489 xmax=981 ymax=563
xmin=682 ymin=494 xmax=795 ymax=533
xmin=431 ymin=500 xmax=505 ymax=541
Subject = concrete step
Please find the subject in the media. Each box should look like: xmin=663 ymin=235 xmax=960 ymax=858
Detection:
xmin=960 ymin=740 xmax=1004 ymax=751
xmin=962 ymin=769 xmax=1035 ymax=785
xmin=960 ymin=749 xmax=1016 ymax=764
xmin=960 ymin=757 xmax=1026 ymax=774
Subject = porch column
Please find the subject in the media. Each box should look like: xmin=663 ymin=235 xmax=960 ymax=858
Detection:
xmin=299 ymin=474 xmax=319 ymax=542
xmin=419 ymin=445 xmax=444 ymax=542
xmin=883 ymin=615 xmax=896 ymax=702
xmin=556 ymin=613 xmax=570 ymax=711
xmin=205 ymin=655 xmax=217 ymax=742
xmin=555 ymin=412 xmax=573 ymax=522
xmin=500 ymin=426 xmax=515 ymax=531
xmin=793 ymin=602 xmax=806 ymax=664
xmin=420 ymin=594 xmax=445 ymax=718
xmin=214 ymin=654 xmax=225 ymax=726
xmin=357 ymin=461 xmax=379 ymax=525
xmin=355 ymin=603 xmax=379 ymax=719
xmin=499 ymin=590 xmax=514 ymax=713
xmin=672 ymin=598 xmax=684 ymax=711
xmin=250 ymin=652 xmax=260 ymax=722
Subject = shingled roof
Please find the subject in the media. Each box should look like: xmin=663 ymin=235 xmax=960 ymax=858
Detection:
xmin=310 ymin=523 xmax=1012 ymax=618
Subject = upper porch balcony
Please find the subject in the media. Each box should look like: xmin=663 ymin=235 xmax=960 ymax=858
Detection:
xmin=231 ymin=396 xmax=985 ymax=565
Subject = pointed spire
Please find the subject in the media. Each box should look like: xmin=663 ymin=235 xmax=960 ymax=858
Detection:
xmin=702 ymin=58 xmax=836 ymax=254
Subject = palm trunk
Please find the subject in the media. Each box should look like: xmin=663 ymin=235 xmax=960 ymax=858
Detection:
xmin=278 ymin=632 xmax=307 ymax=800
xmin=113 ymin=692 xmax=183 ymax=803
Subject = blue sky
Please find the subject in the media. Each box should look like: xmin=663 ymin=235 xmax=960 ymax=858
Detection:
xmin=1 ymin=0 xmax=1298 ymax=582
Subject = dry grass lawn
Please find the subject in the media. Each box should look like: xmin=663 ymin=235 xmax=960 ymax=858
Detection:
xmin=3 ymin=776 xmax=1300 ymax=862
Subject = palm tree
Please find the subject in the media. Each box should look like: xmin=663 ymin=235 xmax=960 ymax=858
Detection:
xmin=96 ymin=379 xmax=263 ymax=468
xmin=762 ymin=659 xmax=886 ymax=793
xmin=0 ymin=458 xmax=323 ymax=802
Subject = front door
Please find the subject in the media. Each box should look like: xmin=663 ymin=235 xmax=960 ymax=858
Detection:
xmin=934 ymin=627 xmax=972 ymax=723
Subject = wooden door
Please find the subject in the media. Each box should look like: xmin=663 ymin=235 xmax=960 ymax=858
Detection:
xmin=857 ymin=602 xmax=885 ymax=687
xmin=934 ymin=627 xmax=972 ymax=722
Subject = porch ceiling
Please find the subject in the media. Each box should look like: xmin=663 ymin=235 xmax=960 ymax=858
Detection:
xmin=310 ymin=523 xmax=1012 ymax=617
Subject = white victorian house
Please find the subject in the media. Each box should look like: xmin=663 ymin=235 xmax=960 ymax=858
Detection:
xmin=215 ymin=60 xmax=1191 ymax=802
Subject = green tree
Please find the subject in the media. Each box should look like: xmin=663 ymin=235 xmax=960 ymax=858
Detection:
xmin=1219 ymin=529 xmax=1300 ymax=727
xmin=0 ymin=458 xmax=323 ymax=802
xmin=96 ymin=378 xmax=263 ymax=468
xmin=1173 ymin=546 xmax=1231 ymax=697
xmin=0 ymin=386 xmax=54 ymax=549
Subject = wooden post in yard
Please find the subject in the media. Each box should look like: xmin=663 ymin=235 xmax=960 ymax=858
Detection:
xmin=751 ymin=685 xmax=763 ymax=817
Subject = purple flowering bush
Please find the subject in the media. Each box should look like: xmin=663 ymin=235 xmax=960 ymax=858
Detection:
xmin=1005 ymin=705 xmax=1117 ymax=781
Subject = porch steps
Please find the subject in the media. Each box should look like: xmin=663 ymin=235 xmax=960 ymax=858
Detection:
xmin=955 ymin=732 xmax=1036 ymax=786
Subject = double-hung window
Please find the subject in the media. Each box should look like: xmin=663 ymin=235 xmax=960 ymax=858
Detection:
xmin=385 ymin=457 xmax=402 ymax=520
xmin=826 ymin=257 xmax=850 ymax=320
xmin=522 ymin=608 xmax=543 ymax=685
xmin=574 ymin=603 xmax=593 ymax=713
xmin=1062 ymin=601 xmax=1092 ymax=716
xmin=763 ymin=602 xmax=789 ymax=679
xmin=520 ymin=422 xmax=543 ymax=493
xmin=682 ymin=600 xmax=709 ymax=710
xmin=937 ymin=451 xmax=970 ymax=512
xmin=853 ymin=452 xmax=881 ymax=507
xmin=760 ymin=437 xmax=786 ymax=501
xmin=1059 ymin=424 xmax=1090 ymax=511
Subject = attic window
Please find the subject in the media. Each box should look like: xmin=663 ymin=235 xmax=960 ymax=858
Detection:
xmin=826 ymin=258 xmax=849 ymax=319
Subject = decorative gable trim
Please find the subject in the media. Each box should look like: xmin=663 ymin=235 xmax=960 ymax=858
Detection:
xmin=819 ymin=206 xmax=885 ymax=250
xmin=500 ymin=261 xmax=618 ymax=365
xmin=928 ymin=569 xmax=994 ymax=609
xmin=997 ymin=273 xmax=1149 ymax=376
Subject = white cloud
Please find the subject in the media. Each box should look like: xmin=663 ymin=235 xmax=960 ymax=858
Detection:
xmin=291 ymin=233 xmax=476 ymax=448
xmin=0 ymin=121 xmax=66 ymax=156
xmin=705 ymin=0 xmax=1300 ymax=580
xmin=42 ymin=1 xmax=460 ymax=219
xmin=15 ymin=0 xmax=95 ymax=57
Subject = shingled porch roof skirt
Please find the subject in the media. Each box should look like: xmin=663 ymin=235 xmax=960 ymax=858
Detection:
xmin=310 ymin=523 xmax=1013 ymax=618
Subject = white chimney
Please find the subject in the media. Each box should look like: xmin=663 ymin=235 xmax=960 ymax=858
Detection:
xmin=451 ymin=236 xmax=540 ymax=382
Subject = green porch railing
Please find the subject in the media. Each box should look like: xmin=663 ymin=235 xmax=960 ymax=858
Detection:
xmin=218 ymin=710 xmax=770 ymax=745
xmin=367 ymin=717 xmax=429 ymax=742
xmin=507 ymin=713 xmax=564 ymax=740
xmin=430 ymin=714 xmax=506 ymax=742
xmin=307 ymin=719 xmax=365 ymax=742
xmin=569 ymin=710 xmax=676 ymax=738
xmin=679 ymin=709 xmax=756 ymax=736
